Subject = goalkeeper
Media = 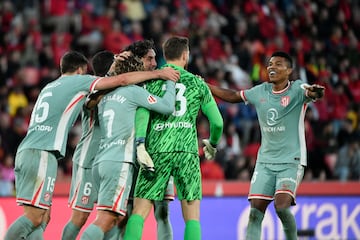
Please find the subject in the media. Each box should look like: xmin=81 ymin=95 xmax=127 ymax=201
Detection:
xmin=124 ymin=36 xmax=223 ymax=240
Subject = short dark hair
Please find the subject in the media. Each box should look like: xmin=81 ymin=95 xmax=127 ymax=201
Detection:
xmin=125 ymin=39 xmax=155 ymax=59
xmin=163 ymin=36 xmax=189 ymax=61
xmin=271 ymin=51 xmax=293 ymax=68
xmin=109 ymin=55 xmax=144 ymax=76
xmin=60 ymin=51 xmax=88 ymax=74
xmin=91 ymin=50 xmax=115 ymax=77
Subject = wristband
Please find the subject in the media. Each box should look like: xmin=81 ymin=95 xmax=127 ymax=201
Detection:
xmin=136 ymin=137 xmax=145 ymax=146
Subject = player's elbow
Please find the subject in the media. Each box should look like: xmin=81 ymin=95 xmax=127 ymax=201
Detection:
xmin=162 ymin=104 xmax=175 ymax=115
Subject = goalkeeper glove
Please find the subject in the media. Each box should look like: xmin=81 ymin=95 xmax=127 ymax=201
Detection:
xmin=136 ymin=138 xmax=155 ymax=173
xmin=202 ymin=139 xmax=217 ymax=160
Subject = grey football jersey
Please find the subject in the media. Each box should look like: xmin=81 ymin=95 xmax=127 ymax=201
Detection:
xmin=72 ymin=106 xmax=101 ymax=168
xmin=17 ymin=75 xmax=99 ymax=159
xmin=242 ymin=80 xmax=311 ymax=165
xmin=94 ymin=81 xmax=175 ymax=165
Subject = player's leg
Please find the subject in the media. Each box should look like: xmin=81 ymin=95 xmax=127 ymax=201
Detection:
xmin=81 ymin=161 xmax=133 ymax=240
xmin=118 ymin=164 xmax=138 ymax=239
xmin=174 ymin=153 xmax=202 ymax=240
xmin=103 ymin=226 xmax=120 ymax=240
xmin=5 ymin=150 xmax=57 ymax=240
xmin=154 ymin=200 xmax=173 ymax=240
xmin=62 ymin=210 xmax=91 ymax=240
xmin=181 ymin=200 xmax=201 ymax=240
xmin=5 ymin=205 xmax=47 ymax=240
xmin=246 ymin=163 xmax=274 ymax=240
xmin=27 ymin=208 xmax=51 ymax=240
xmin=118 ymin=214 xmax=129 ymax=240
xmin=274 ymin=163 xmax=304 ymax=240
xmin=124 ymin=153 xmax=172 ymax=240
xmin=154 ymin=176 xmax=174 ymax=240
xmin=246 ymin=199 xmax=271 ymax=240
xmin=62 ymin=165 xmax=96 ymax=240
xmin=123 ymin=197 xmax=153 ymax=240
xmin=81 ymin=210 xmax=116 ymax=240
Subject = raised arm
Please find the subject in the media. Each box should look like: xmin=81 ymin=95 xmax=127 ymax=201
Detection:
xmin=207 ymin=84 xmax=244 ymax=103
xmin=94 ymin=67 xmax=180 ymax=90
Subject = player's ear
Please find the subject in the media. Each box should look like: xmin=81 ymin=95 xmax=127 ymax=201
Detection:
xmin=286 ymin=67 xmax=293 ymax=76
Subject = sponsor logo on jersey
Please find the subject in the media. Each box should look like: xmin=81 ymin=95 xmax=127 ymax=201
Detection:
xmin=266 ymin=108 xmax=278 ymax=126
xmin=99 ymin=139 xmax=126 ymax=149
xmin=147 ymin=95 xmax=157 ymax=104
xmin=264 ymin=108 xmax=286 ymax=132
xmin=281 ymin=96 xmax=290 ymax=107
xmin=153 ymin=121 xmax=193 ymax=131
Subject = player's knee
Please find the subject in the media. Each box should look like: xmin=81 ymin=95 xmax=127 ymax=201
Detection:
xmin=72 ymin=212 xmax=90 ymax=227
xmin=248 ymin=208 xmax=264 ymax=223
xmin=24 ymin=206 xmax=47 ymax=227
xmin=275 ymin=207 xmax=293 ymax=219
xmin=44 ymin=213 xmax=51 ymax=225
xmin=274 ymin=193 xmax=293 ymax=209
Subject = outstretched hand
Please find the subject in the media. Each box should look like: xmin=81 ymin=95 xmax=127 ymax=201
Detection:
xmin=308 ymin=84 xmax=325 ymax=99
xmin=114 ymin=51 xmax=132 ymax=61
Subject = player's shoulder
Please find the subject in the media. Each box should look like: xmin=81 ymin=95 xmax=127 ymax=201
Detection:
xmin=185 ymin=71 xmax=207 ymax=85
xmin=247 ymin=81 xmax=268 ymax=92
xmin=291 ymin=79 xmax=308 ymax=90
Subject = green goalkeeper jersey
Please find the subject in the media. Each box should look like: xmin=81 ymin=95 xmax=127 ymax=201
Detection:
xmin=144 ymin=63 xmax=223 ymax=154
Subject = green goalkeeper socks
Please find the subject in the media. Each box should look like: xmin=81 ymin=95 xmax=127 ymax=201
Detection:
xmin=123 ymin=214 xmax=144 ymax=240
xmin=184 ymin=219 xmax=201 ymax=240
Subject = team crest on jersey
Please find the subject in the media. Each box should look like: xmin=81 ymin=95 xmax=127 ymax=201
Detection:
xmin=281 ymin=183 xmax=290 ymax=190
xmin=281 ymin=96 xmax=290 ymax=107
xmin=147 ymin=95 xmax=157 ymax=104
xmin=44 ymin=192 xmax=50 ymax=202
xmin=81 ymin=196 xmax=89 ymax=205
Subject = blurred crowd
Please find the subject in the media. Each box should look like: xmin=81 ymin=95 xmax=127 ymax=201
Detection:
xmin=0 ymin=0 xmax=360 ymax=196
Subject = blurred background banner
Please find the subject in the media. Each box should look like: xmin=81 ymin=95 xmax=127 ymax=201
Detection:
xmin=1 ymin=181 xmax=360 ymax=240
xmin=1 ymin=195 xmax=359 ymax=240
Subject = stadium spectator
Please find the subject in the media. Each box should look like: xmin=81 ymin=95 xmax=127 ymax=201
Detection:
xmin=0 ymin=154 xmax=15 ymax=196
